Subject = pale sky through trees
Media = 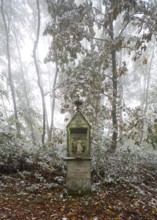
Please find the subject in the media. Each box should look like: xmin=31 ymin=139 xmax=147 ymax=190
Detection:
xmin=1 ymin=0 xmax=157 ymax=148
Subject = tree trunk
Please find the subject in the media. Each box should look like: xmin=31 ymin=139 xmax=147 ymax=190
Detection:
xmin=48 ymin=37 xmax=59 ymax=143
xmin=108 ymin=5 xmax=118 ymax=152
xmin=140 ymin=43 xmax=154 ymax=145
xmin=111 ymin=50 xmax=118 ymax=152
xmin=118 ymin=81 xmax=124 ymax=143
xmin=1 ymin=94 xmax=8 ymax=120
xmin=13 ymin=29 xmax=37 ymax=145
xmin=47 ymin=13 xmax=59 ymax=143
xmin=33 ymin=0 xmax=46 ymax=147
xmin=1 ymin=0 xmax=20 ymax=136
xmin=118 ymin=50 xmax=124 ymax=143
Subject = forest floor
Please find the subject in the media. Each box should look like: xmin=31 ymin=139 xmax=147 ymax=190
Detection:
xmin=0 ymin=166 xmax=157 ymax=220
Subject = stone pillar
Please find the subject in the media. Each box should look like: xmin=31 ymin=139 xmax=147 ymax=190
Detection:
xmin=65 ymin=99 xmax=92 ymax=194
xmin=65 ymin=158 xmax=91 ymax=192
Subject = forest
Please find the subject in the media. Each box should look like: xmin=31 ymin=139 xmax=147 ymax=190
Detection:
xmin=0 ymin=0 xmax=157 ymax=219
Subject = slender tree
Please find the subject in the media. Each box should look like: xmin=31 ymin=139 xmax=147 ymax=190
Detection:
xmin=33 ymin=0 xmax=46 ymax=146
xmin=1 ymin=0 xmax=20 ymax=136
xmin=13 ymin=28 xmax=37 ymax=145
xmin=108 ymin=1 xmax=118 ymax=151
xmin=44 ymin=0 xmax=157 ymax=151
xmin=140 ymin=41 xmax=155 ymax=145
xmin=47 ymin=15 xmax=59 ymax=143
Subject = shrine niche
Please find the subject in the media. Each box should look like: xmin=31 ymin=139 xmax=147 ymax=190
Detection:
xmin=66 ymin=101 xmax=91 ymax=158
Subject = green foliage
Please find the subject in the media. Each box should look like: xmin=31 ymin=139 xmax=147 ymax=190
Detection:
xmin=0 ymin=0 xmax=157 ymax=165
xmin=146 ymin=123 xmax=157 ymax=149
xmin=44 ymin=0 xmax=95 ymax=64
xmin=0 ymin=116 xmax=65 ymax=174
xmin=0 ymin=133 xmax=31 ymax=173
xmin=0 ymin=132 xmax=65 ymax=174
xmin=44 ymin=0 xmax=157 ymax=150
xmin=92 ymin=140 xmax=157 ymax=185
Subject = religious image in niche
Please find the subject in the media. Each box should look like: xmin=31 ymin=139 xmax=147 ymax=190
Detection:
xmin=71 ymin=137 xmax=86 ymax=155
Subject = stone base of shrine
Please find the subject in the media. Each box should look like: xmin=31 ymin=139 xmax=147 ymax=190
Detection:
xmin=64 ymin=158 xmax=91 ymax=193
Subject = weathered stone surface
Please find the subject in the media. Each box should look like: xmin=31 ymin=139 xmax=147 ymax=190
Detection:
xmin=66 ymin=159 xmax=91 ymax=192
xmin=66 ymin=110 xmax=91 ymax=158
xmin=66 ymin=179 xmax=91 ymax=192
xmin=65 ymin=103 xmax=92 ymax=193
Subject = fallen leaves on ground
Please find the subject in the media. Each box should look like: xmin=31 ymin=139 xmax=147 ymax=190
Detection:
xmin=0 ymin=170 xmax=157 ymax=220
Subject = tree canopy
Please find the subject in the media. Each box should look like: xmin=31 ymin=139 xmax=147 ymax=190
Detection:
xmin=1 ymin=0 xmax=157 ymax=219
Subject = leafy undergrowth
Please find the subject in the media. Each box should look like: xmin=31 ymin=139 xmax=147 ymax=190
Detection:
xmin=0 ymin=165 xmax=157 ymax=220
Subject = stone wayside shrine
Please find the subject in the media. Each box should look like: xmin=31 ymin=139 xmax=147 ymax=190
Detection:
xmin=64 ymin=100 xmax=91 ymax=193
